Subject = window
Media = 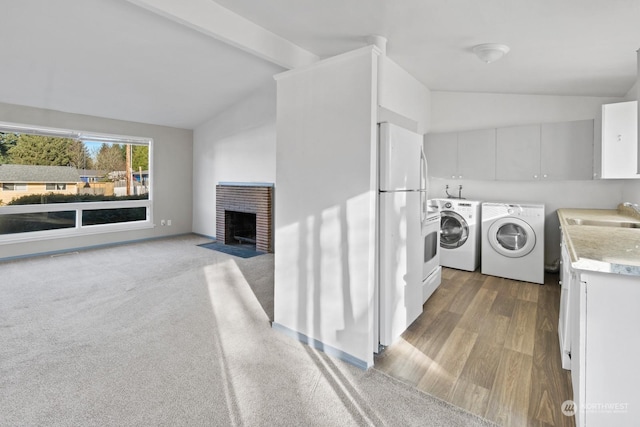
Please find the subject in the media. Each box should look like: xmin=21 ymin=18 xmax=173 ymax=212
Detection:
xmin=2 ymin=183 xmax=27 ymax=191
xmin=0 ymin=121 xmax=153 ymax=242
xmin=45 ymin=183 xmax=67 ymax=191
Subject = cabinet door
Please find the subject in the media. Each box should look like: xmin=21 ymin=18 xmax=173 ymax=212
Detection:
xmin=558 ymin=241 xmax=572 ymax=370
xmin=541 ymin=120 xmax=594 ymax=180
xmin=582 ymin=273 xmax=640 ymax=426
xmin=425 ymin=132 xmax=457 ymax=178
xmin=601 ymin=101 xmax=639 ymax=179
xmin=570 ymin=279 xmax=587 ymax=427
xmin=457 ymin=129 xmax=496 ymax=180
xmin=593 ymin=117 xmax=602 ymax=179
xmin=496 ymin=125 xmax=541 ymax=180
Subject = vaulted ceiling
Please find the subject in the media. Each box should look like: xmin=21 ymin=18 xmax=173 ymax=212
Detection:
xmin=2 ymin=0 xmax=639 ymax=129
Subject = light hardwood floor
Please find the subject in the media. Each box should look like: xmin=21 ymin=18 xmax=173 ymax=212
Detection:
xmin=374 ymin=268 xmax=574 ymax=427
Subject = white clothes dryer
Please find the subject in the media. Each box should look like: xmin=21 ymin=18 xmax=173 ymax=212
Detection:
xmin=434 ymin=199 xmax=481 ymax=271
xmin=481 ymin=202 xmax=545 ymax=284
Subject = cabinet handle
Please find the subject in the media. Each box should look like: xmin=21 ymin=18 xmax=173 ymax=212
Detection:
xmin=543 ymin=174 xmax=548 ymax=178
xmin=451 ymin=175 xmax=456 ymax=179
xmin=533 ymin=174 xmax=538 ymax=179
xmin=458 ymin=175 xmax=463 ymax=179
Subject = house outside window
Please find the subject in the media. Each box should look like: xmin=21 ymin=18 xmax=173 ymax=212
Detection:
xmin=46 ymin=183 xmax=67 ymax=191
xmin=2 ymin=183 xmax=27 ymax=191
xmin=0 ymin=121 xmax=153 ymax=241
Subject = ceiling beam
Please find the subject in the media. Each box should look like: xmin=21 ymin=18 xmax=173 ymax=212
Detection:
xmin=125 ymin=0 xmax=319 ymax=70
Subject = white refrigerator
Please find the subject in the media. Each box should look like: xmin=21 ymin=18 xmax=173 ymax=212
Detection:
xmin=378 ymin=122 xmax=428 ymax=348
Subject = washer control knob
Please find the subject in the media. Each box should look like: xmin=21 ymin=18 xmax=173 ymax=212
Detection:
xmin=444 ymin=202 xmax=452 ymax=209
xmin=507 ymin=208 xmax=514 ymax=215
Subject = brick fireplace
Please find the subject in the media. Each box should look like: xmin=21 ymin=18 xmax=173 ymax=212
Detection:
xmin=215 ymin=183 xmax=273 ymax=253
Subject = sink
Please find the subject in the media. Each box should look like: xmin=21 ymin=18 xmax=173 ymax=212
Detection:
xmin=566 ymin=218 xmax=640 ymax=228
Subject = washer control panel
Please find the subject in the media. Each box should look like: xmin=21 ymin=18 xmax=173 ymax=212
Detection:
xmin=484 ymin=203 xmax=544 ymax=218
xmin=439 ymin=200 xmax=480 ymax=220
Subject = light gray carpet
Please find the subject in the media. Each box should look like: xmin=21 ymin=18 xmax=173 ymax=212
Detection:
xmin=0 ymin=234 xmax=496 ymax=426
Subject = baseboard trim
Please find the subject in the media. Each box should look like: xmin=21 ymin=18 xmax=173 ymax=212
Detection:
xmin=271 ymin=322 xmax=369 ymax=370
xmin=0 ymin=233 xmax=194 ymax=263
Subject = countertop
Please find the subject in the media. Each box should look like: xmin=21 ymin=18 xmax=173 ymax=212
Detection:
xmin=557 ymin=205 xmax=640 ymax=276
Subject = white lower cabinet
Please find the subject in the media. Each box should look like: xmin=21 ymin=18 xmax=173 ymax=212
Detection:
xmin=568 ymin=270 xmax=640 ymax=427
xmin=558 ymin=240 xmax=573 ymax=370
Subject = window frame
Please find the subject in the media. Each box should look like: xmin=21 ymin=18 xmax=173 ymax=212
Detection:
xmin=45 ymin=183 xmax=67 ymax=191
xmin=2 ymin=183 xmax=28 ymax=191
xmin=0 ymin=121 xmax=153 ymax=244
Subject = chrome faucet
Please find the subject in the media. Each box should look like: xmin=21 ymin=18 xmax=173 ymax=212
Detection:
xmin=444 ymin=184 xmax=466 ymax=199
xmin=623 ymin=202 xmax=640 ymax=215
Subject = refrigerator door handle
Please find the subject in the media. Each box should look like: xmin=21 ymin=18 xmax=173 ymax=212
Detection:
xmin=420 ymin=147 xmax=428 ymax=223
xmin=420 ymin=188 xmax=426 ymax=225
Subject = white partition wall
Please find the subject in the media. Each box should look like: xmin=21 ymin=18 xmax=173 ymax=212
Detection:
xmin=273 ymin=47 xmax=379 ymax=368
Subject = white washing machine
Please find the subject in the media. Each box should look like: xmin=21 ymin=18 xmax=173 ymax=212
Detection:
xmin=434 ymin=199 xmax=481 ymax=271
xmin=481 ymin=202 xmax=545 ymax=284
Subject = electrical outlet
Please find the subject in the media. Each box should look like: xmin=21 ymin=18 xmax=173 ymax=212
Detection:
xmin=161 ymin=219 xmax=166 ymax=226
xmin=167 ymin=219 xmax=172 ymax=226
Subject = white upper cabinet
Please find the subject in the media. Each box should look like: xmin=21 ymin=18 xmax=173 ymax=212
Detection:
xmin=429 ymin=119 xmax=595 ymax=181
xmin=600 ymin=101 xmax=639 ymax=179
xmin=496 ymin=125 xmax=541 ymax=180
xmin=425 ymin=132 xmax=457 ymax=178
xmin=496 ymin=120 xmax=594 ymax=181
xmin=425 ymin=129 xmax=496 ymax=180
xmin=541 ymin=120 xmax=594 ymax=180
xmin=458 ymin=129 xmax=496 ymax=180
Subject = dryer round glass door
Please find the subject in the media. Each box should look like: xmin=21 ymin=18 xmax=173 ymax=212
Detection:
xmin=440 ymin=211 xmax=469 ymax=249
xmin=487 ymin=217 xmax=536 ymax=258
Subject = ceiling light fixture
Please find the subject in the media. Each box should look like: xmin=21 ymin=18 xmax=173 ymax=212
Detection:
xmin=473 ymin=43 xmax=510 ymax=63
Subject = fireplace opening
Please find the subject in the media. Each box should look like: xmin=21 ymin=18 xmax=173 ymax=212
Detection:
xmin=225 ymin=211 xmax=257 ymax=249
xmin=216 ymin=184 xmax=272 ymax=253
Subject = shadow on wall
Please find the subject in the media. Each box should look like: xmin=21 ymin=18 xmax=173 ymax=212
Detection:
xmin=274 ymin=191 xmax=375 ymax=367
xmin=429 ymin=177 xmax=627 ymax=265
xmin=296 ymin=201 xmax=361 ymax=351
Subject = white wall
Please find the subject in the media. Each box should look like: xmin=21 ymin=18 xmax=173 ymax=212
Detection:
xmin=429 ymin=91 xmax=630 ymax=265
xmin=431 ymin=178 xmax=625 ymax=267
xmin=273 ymin=47 xmax=378 ymax=368
xmin=430 ymin=91 xmax=625 ymax=133
xmin=622 ymin=180 xmax=640 ymax=203
xmin=0 ymin=102 xmax=193 ymax=259
xmin=378 ymin=56 xmax=431 ymax=134
xmin=192 ymin=83 xmax=277 ymax=238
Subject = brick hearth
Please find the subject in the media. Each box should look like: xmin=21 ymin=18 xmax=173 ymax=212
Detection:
xmin=215 ymin=184 xmax=273 ymax=253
